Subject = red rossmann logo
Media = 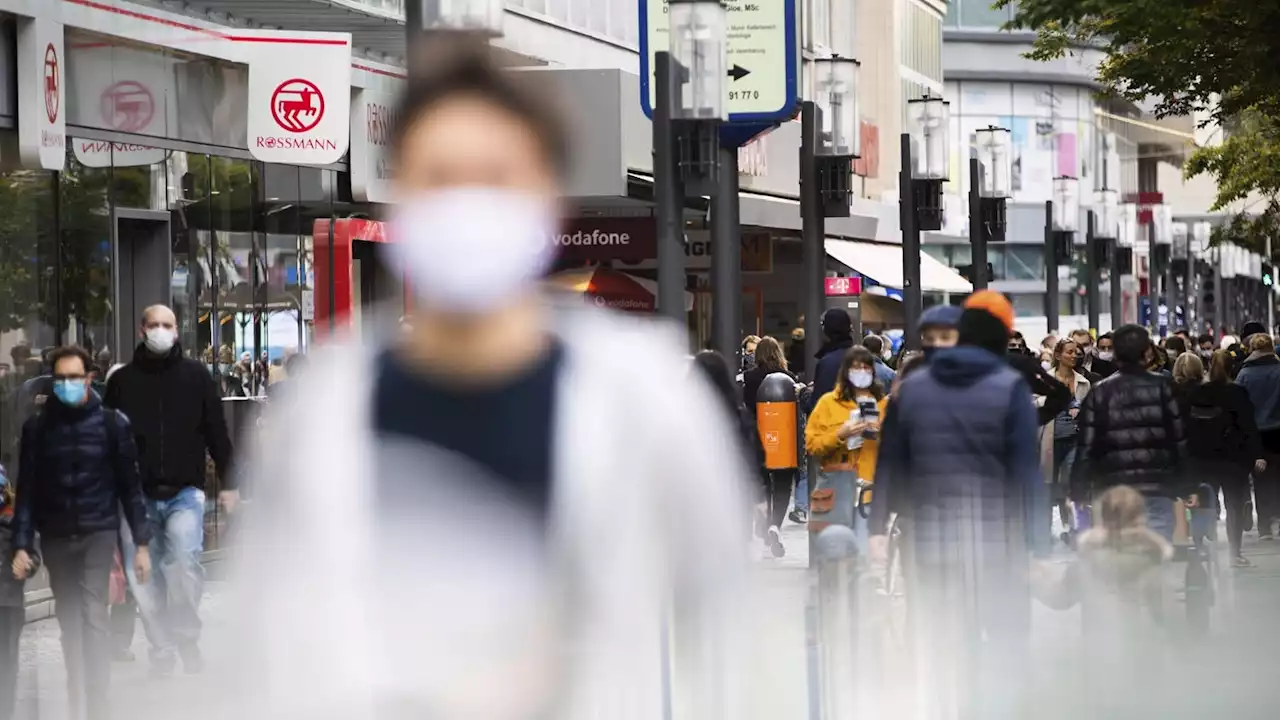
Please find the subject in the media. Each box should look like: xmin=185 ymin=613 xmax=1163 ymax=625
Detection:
xmin=43 ymin=43 xmax=59 ymax=124
xmin=101 ymin=81 xmax=154 ymax=133
xmin=270 ymin=79 xmax=324 ymax=133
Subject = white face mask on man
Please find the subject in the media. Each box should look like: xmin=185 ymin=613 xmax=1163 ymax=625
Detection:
xmin=144 ymin=327 xmax=176 ymax=354
xmin=387 ymin=187 xmax=559 ymax=315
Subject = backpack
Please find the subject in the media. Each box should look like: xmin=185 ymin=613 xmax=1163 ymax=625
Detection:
xmin=1185 ymin=399 xmax=1235 ymax=458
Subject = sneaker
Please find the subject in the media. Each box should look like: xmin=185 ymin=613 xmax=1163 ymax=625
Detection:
xmin=766 ymin=526 xmax=786 ymax=558
xmin=179 ymin=643 xmax=204 ymax=675
xmin=112 ymin=648 xmax=135 ymax=663
xmin=1260 ymin=534 xmax=1274 ymax=541
xmin=1232 ymin=555 xmax=1254 ymax=568
xmin=789 ymin=509 xmax=808 ymax=525
xmin=149 ymin=658 xmax=176 ymax=680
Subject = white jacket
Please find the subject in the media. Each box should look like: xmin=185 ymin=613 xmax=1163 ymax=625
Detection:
xmin=225 ymin=303 xmax=753 ymax=720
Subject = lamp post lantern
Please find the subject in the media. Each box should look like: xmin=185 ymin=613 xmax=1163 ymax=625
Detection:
xmin=901 ymin=94 xmax=950 ymax=349
xmin=653 ymin=0 xmax=727 ymax=333
xmin=1089 ymin=189 xmax=1119 ymax=336
xmin=802 ymin=55 xmax=861 ymax=368
xmin=1045 ymin=176 xmax=1078 ymax=333
xmin=968 ymin=126 xmax=1011 ymax=290
xmin=1150 ymin=203 xmax=1173 ymax=336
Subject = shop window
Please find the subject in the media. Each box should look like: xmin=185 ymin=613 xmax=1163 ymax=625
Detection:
xmin=1010 ymin=293 xmax=1046 ymax=318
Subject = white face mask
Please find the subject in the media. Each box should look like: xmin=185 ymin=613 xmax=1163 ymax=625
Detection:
xmin=1041 ymin=360 xmax=1052 ymax=372
xmin=1097 ymin=350 xmax=1114 ymax=362
xmin=848 ymin=369 xmax=874 ymax=389
xmin=144 ymin=327 xmax=176 ymax=354
xmin=387 ymin=187 xmax=559 ymax=315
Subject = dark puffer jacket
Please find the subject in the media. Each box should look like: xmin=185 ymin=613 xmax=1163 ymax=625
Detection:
xmin=871 ymin=345 xmax=1044 ymax=560
xmin=105 ymin=342 xmax=234 ymax=499
xmin=1070 ymin=369 xmax=1189 ymax=500
xmin=11 ymin=392 xmax=152 ymax=551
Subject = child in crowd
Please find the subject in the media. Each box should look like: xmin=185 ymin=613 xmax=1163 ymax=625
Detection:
xmin=1032 ymin=485 xmax=1172 ymax=713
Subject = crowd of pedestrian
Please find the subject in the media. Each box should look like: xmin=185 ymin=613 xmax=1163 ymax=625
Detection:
xmin=1 ymin=305 xmax=235 ymax=720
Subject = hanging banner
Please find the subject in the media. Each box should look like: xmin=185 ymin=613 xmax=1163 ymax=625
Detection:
xmin=350 ymin=86 xmax=398 ymax=203
xmin=242 ymin=30 xmax=351 ymax=165
xmin=17 ymin=16 xmax=66 ymax=171
xmin=70 ymin=44 xmax=175 ymax=168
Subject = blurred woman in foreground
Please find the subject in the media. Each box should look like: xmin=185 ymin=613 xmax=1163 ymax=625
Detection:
xmin=231 ymin=37 xmax=752 ymax=720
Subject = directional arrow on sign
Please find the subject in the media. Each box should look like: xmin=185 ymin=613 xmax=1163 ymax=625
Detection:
xmin=728 ymin=65 xmax=751 ymax=81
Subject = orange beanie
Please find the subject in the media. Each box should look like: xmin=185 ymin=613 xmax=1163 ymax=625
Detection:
xmin=964 ymin=290 xmax=1015 ymax=333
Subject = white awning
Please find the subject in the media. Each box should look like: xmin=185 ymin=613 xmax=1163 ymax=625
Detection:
xmin=825 ymin=239 xmax=973 ymax=294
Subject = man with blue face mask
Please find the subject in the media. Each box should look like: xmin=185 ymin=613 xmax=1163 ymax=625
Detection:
xmin=10 ymin=346 xmax=151 ymax=720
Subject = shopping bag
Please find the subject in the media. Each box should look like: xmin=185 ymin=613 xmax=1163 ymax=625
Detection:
xmin=109 ymin=548 xmax=127 ymax=606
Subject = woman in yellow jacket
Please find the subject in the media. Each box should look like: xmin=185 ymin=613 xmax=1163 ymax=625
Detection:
xmin=805 ymin=345 xmax=889 ymax=538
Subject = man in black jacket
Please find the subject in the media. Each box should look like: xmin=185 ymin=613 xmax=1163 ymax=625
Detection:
xmin=10 ymin=346 xmax=152 ymax=720
xmin=104 ymin=305 xmax=233 ymax=677
xmin=1071 ymin=324 xmax=1190 ymax=541
xmin=807 ymin=308 xmax=854 ymax=412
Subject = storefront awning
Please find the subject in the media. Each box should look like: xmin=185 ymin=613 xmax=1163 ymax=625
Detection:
xmin=825 ymin=239 xmax=973 ymax=294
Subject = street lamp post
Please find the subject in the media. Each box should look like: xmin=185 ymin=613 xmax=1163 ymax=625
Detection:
xmin=1114 ymin=203 xmax=1137 ymax=328
xmin=663 ymin=0 xmax=734 ymax=353
xmin=1089 ymin=190 xmax=1118 ymax=336
xmin=1046 ymin=176 xmax=1078 ymax=334
xmin=655 ymin=0 xmax=726 ymax=331
xmin=901 ymin=95 xmax=949 ymax=350
xmin=969 ymin=126 xmax=1011 ymax=291
xmin=1151 ymin=204 xmax=1172 ymax=336
xmin=802 ymin=56 xmax=860 ymax=370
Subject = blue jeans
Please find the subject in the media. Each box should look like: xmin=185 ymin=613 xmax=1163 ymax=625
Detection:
xmin=120 ymin=487 xmax=206 ymax=663
xmin=1145 ymin=496 xmax=1176 ymax=543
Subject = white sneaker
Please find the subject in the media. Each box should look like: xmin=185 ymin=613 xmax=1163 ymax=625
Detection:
xmin=767 ymin=526 xmax=786 ymax=558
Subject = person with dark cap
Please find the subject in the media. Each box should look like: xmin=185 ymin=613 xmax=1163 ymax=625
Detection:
xmin=808 ymin=309 xmax=855 ymax=413
xmin=1070 ymin=324 xmax=1190 ymax=542
xmin=1235 ymin=332 xmax=1280 ymax=539
xmin=1229 ymin=321 xmax=1269 ymax=379
xmin=918 ymin=304 xmax=962 ymax=356
xmin=869 ymin=290 xmax=1042 ymax=718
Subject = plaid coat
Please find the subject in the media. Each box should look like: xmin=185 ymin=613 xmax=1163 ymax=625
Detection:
xmin=873 ymin=346 xmax=1045 ymax=570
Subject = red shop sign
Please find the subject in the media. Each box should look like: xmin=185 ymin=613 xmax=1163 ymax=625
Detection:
xmin=553 ymin=217 xmax=657 ymax=264
xmin=824 ymin=276 xmax=862 ymax=296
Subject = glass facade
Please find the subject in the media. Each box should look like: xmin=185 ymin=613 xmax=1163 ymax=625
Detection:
xmin=509 ymin=0 xmax=638 ymax=46
xmin=941 ymin=79 xmax=1140 ymax=208
xmin=944 ymin=0 xmax=1016 ymax=28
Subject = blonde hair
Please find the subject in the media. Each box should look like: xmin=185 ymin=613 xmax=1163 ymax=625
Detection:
xmin=1172 ymin=352 xmax=1204 ymax=386
xmin=753 ymin=336 xmax=788 ymax=373
xmin=1208 ymin=350 xmax=1232 ymax=384
xmin=1098 ymin=485 xmax=1147 ymax=546
xmin=1250 ymin=334 xmax=1275 ymax=353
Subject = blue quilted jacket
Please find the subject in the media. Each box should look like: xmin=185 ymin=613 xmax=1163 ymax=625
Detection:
xmin=11 ymin=392 xmax=151 ymax=551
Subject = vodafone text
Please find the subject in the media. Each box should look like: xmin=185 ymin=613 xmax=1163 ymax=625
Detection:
xmin=553 ymin=230 xmax=632 ymax=246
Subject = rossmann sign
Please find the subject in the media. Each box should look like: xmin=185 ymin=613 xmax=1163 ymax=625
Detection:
xmin=242 ymin=33 xmax=351 ymax=165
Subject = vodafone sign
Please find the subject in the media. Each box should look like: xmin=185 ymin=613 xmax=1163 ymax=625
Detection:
xmin=242 ymin=31 xmax=351 ymax=165
xmin=17 ymin=17 xmax=65 ymax=171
